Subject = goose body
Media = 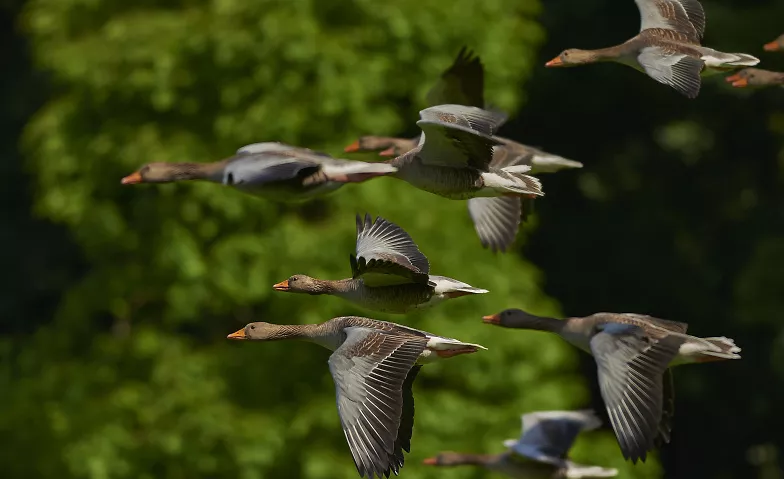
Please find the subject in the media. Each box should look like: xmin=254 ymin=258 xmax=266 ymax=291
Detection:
xmin=423 ymin=410 xmax=618 ymax=478
xmin=546 ymin=0 xmax=759 ymax=98
xmin=227 ymin=316 xmax=485 ymax=479
xmin=483 ymin=309 xmax=741 ymax=463
xmin=121 ymin=142 xmax=396 ymax=202
xmin=273 ymin=214 xmax=488 ymax=313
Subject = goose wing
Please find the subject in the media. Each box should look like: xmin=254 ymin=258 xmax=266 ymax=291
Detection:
xmin=635 ymin=0 xmax=705 ymax=40
xmin=351 ymin=214 xmax=430 ymax=287
xmin=416 ymin=105 xmax=505 ymax=171
xmin=590 ymin=323 xmax=686 ymax=463
xmin=425 ymin=47 xmax=485 ymax=108
xmin=328 ymin=327 xmax=427 ymax=479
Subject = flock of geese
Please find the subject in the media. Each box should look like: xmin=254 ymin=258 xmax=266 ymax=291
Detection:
xmin=118 ymin=1 xmax=762 ymax=478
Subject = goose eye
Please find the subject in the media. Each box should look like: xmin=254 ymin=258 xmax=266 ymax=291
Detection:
xmin=250 ymin=324 xmax=256 ymax=330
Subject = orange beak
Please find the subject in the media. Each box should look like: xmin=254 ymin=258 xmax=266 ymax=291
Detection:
xmin=545 ymin=56 xmax=564 ymax=67
xmin=730 ymin=78 xmax=749 ymax=88
xmin=227 ymin=328 xmax=247 ymax=340
xmin=482 ymin=314 xmax=500 ymax=325
xmin=763 ymin=41 xmax=780 ymax=52
xmin=422 ymin=457 xmax=438 ymax=465
xmin=344 ymin=140 xmax=361 ymax=153
xmin=272 ymin=280 xmax=290 ymax=291
xmin=378 ymin=147 xmax=396 ymax=157
xmin=725 ymin=73 xmax=742 ymax=83
xmin=121 ymin=171 xmax=143 ymax=185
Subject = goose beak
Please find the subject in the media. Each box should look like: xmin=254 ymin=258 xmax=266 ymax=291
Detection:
xmin=227 ymin=328 xmax=247 ymax=340
xmin=121 ymin=171 xmax=143 ymax=185
xmin=422 ymin=457 xmax=438 ymax=465
xmin=731 ymin=78 xmax=749 ymax=88
xmin=273 ymin=280 xmax=290 ymax=291
xmin=764 ymin=41 xmax=780 ymax=52
xmin=545 ymin=56 xmax=564 ymax=67
xmin=378 ymin=147 xmax=396 ymax=157
xmin=482 ymin=314 xmax=500 ymax=325
xmin=725 ymin=73 xmax=749 ymax=88
xmin=344 ymin=140 xmax=361 ymax=153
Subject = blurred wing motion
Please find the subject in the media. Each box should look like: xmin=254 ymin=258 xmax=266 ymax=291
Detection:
xmin=426 ymin=47 xmax=485 ymax=108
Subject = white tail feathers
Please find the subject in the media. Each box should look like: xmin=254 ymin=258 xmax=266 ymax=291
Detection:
xmin=727 ymin=53 xmax=760 ymax=67
xmin=322 ymin=161 xmax=397 ymax=175
xmin=530 ymin=153 xmax=584 ymax=173
xmin=428 ymin=275 xmax=489 ymax=295
xmin=426 ymin=335 xmax=488 ymax=351
xmin=565 ymin=463 xmax=619 ymax=478
xmin=702 ymin=336 xmax=742 ymax=359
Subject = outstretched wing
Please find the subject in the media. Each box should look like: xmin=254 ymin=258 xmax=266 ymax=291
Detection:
xmin=590 ymin=323 xmax=686 ymax=463
xmin=328 ymin=328 xmax=427 ymax=479
xmin=635 ymin=0 xmax=705 ymax=40
xmin=426 ymin=47 xmax=485 ymax=108
xmin=416 ymin=104 xmax=505 ymax=170
xmin=351 ymin=214 xmax=430 ymax=286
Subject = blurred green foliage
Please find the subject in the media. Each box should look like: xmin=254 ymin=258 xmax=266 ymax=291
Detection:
xmin=3 ymin=0 xmax=784 ymax=478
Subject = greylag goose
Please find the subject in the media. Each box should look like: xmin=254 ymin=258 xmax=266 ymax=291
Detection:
xmin=545 ymin=0 xmax=760 ymax=98
xmin=384 ymin=104 xmax=545 ymax=252
xmin=121 ymin=142 xmax=396 ymax=202
xmin=227 ymin=316 xmax=486 ymax=479
xmin=345 ymin=49 xmax=578 ymax=251
xmin=726 ymin=68 xmax=784 ymax=88
xmin=482 ymin=309 xmax=741 ymax=463
xmin=423 ymin=410 xmax=618 ymax=478
xmin=273 ymin=214 xmax=488 ymax=313
xmin=764 ymin=34 xmax=784 ymax=52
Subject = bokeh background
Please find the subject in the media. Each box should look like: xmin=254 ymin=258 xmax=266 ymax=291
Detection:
xmin=2 ymin=0 xmax=784 ymax=477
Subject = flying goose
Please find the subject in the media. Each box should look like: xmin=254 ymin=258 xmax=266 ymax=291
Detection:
xmin=227 ymin=316 xmax=486 ymax=479
xmin=121 ymin=142 xmax=396 ymax=201
xmin=423 ymin=409 xmax=618 ymax=478
xmin=482 ymin=309 xmax=741 ymax=463
xmin=380 ymin=104 xmax=545 ymax=252
xmin=345 ymin=49 xmax=579 ymax=251
xmin=273 ymin=214 xmax=488 ymax=313
xmin=545 ymin=0 xmax=759 ymax=98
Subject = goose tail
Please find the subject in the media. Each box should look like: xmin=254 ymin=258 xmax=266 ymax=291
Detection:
xmin=530 ymin=153 xmax=584 ymax=173
xmin=322 ymin=161 xmax=397 ymax=183
xmin=695 ymin=336 xmax=742 ymax=362
xmin=727 ymin=53 xmax=760 ymax=67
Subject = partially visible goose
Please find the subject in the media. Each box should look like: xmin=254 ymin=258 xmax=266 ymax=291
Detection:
xmin=345 ymin=48 xmax=577 ymax=251
xmin=545 ymin=0 xmax=759 ymax=98
xmin=482 ymin=309 xmax=741 ymax=463
xmin=121 ymin=142 xmax=396 ymax=202
xmin=423 ymin=409 xmax=618 ymax=478
xmin=227 ymin=316 xmax=486 ymax=479
xmin=726 ymin=68 xmax=784 ymax=88
xmin=384 ymin=104 xmax=545 ymax=252
xmin=273 ymin=214 xmax=488 ymax=313
xmin=764 ymin=34 xmax=784 ymax=52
